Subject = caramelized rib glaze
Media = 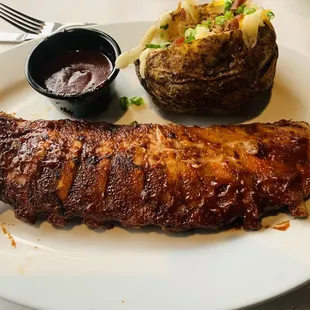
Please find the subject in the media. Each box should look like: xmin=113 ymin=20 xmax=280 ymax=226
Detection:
xmin=0 ymin=113 xmax=309 ymax=231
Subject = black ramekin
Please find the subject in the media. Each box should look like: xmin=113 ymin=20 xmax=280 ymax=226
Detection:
xmin=25 ymin=28 xmax=121 ymax=118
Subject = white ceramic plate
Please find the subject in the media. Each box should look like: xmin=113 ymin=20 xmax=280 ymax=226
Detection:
xmin=0 ymin=22 xmax=310 ymax=310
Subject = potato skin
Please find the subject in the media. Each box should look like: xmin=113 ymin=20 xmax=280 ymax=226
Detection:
xmin=135 ymin=23 xmax=278 ymax=114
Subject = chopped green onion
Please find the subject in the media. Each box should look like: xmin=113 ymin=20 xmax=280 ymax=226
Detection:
xmin=267 ymin=11 xmax=275 ymax=19
xmin=224 ymin=0 xmax=233 ymax=12
xmin=224 ymin=11 xmax=234 ymax=20
xmin=215 ymin=15 xmax=227 ymax=25
xmin=160 ymin=23 xmax=169 ymax=30
xmin=235 ymin=4 xmax=245 ymax=14
xmin=145 ymin=43 xmax=161 ymax=49
xmin=130 ymin=121 xmax=139 ymax=125
xmin=201 ymin=18 xmax=212 ymax=30
xmin=120 ymin=96 xmax=145 ymax=110
xmin=215 ymin=12 xmax=233 ymax=26
xmin=120 ymin=97 xmax=130 ymax=110
xmin=184 ymin=27 xmax=197 ymax=43
xmin=130 ymin=96 xmax=145 ymax=106
xmin=244 ymin=8 xmax=256 ymax=15
xmin=146 ymin=42 xmax=171 ymax=49
xmin=185 ymin=36 xmax=195 ymax=43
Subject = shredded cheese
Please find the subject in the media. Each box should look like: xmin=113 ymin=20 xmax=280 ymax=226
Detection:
xmin=115 ymin=0 xmax=273 ymax=77
xmin=241 ymin=9 xmax=262 ymax=48
xmin=115 ymin=25 xmax=157 ymax=69
xmin=139 ymin=48 xmax=152 ymax=79
xmin=115 ymin=12 xmax=172 ymax=70
xmin=181 ymin=0 xmax=198 ymax=20
xmin=195 ymin=25 xmax=211 ymax=40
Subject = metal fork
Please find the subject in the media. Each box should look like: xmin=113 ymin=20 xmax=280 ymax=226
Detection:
xmin=0 ymin=2 xmax=96 ymax=35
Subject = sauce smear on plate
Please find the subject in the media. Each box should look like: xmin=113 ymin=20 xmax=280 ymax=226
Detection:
xmin=273 ymin=220 xmax=290 ymax=231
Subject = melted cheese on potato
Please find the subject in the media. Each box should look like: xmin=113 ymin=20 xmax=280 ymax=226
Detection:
xmin=115 ymin=0 xmax=273 ymax=78
xmin=181 ymin=0 xmax=198 ymax=20
xmin=115 ymin=12 xmax=172 ymax=70
xmin=241 ymin=9 xmax=263 ymax=48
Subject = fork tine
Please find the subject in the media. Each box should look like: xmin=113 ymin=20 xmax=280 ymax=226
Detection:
xmin=0 ymin=3 xmax=44 ymax=26
xmin=0 ymin=5 xmax=43 ymax=32
xmin=0 ymin=11 xmax=41 ymax=34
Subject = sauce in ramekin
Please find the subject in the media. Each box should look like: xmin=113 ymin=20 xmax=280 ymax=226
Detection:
xmin=41 ymin=50 xmax=112 ymax=95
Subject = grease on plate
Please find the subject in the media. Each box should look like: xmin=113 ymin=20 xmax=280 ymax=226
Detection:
xmin=272 ymin=220 xmax=290 ymax=231
xmin=1 ymin=223 xmax=16 ymax=248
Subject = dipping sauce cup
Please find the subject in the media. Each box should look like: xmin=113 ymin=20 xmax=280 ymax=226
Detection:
xmin=25 ymin=28 xmax=121 ymax=118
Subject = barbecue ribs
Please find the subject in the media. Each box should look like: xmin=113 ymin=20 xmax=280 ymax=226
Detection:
xmin=0 ymin=112 xmax=309 ymax=231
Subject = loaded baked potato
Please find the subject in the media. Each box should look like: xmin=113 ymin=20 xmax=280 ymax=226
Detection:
xmin=116 ymin=0 xmax=278 ymax=114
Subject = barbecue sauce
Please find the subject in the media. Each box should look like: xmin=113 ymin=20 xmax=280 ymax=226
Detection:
xmin=273 ymin=220 xmax=290 ymax=231
xmin=41 ymin=50 xmax=113 ymax=95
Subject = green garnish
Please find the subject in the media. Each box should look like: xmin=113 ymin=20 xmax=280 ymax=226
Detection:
xmin=120 ymin=97 xmax=130 ymax=110
xmin=224 ymin=0 xmax=233 ymax=12
xmin=201 ymin=18 xmax=212 ymax=30
xmin=130 ymin=96 xmax=145 ymax=106
xmin=145 ymin=43 xmax=161 ymax=49
xmin=224 ymin=11 xmax=234 ymax=20
xmin=185 ymin=28 xmax=197 ymax=43
xmin=160 ymin=23 xmax=169 ymax=30
xmin=146 ymin=42 xmax=171 ymax=49
xmin=130 ymin=121 xmax=139 ymax=125
xmin=215 ymin=12 xmax=233 ymax=26
xmin=235 ymin=4 xmax=246 ymax=14
xmin=185 ymin=36 xmax=195 ymax=43
xmin=120 ymin=96 xmax=145 ymax=110
xmin=267 ymin=11 xmax=275 ymax=19
xmin=244 ymin=8 xmax=256 ymax=15
xmin=215 ymin=15 xmax=227 ymax=25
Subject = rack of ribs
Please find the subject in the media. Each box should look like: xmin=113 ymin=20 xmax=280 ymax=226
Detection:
xmin=0 ymin=112 xmax=309 ymax=231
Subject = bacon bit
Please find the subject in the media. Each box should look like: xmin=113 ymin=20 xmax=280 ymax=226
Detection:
xmin=172 ymin=7 xmax=186 ymax=21
xmin=236 ymin=14 xmax=244 ymax=21
xmin=224 ymin=14 xmax=244 ymax=30
xmin=1 ymin=224 xmax=7 ymax=235
xmin=174 ymin=36 xmax=185 ymax=45
xmin=1 ymin=224 xmax=16 ymax=248
xmin=231 ymin=0 xmax=246 ymax=10
xmin=180 ymin=8 xmax=186 ymax=20
xmin=236 ymin=14 xmax=244 ymax=28
xmin=273 ymin=220 xmax=290 ymax=231
xmin=225 ymin=17 xmax=240 ymax=31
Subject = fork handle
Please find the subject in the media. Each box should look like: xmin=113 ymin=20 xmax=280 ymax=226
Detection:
xmin=0 ymin=31 xmax=40 ymax=43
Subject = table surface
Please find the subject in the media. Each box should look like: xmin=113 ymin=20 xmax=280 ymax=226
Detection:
xmin=0 ymin=0 xmax=310 ymax=309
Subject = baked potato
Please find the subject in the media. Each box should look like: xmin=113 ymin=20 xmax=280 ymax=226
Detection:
xmin=116 ymin=0 xmax=278 ymax=114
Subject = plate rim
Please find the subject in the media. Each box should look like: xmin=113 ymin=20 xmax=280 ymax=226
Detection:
xmin=0 ymin=20 xmax=310 ymax=310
